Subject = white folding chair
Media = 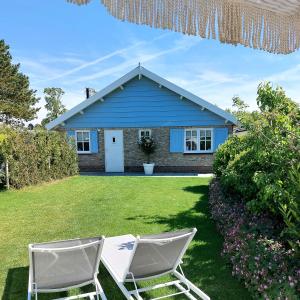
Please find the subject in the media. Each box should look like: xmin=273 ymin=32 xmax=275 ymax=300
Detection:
xmin=101 ymin=228 xmax=210 ymax=300
xmin=28 ymin=236 xmax=107 ymax=300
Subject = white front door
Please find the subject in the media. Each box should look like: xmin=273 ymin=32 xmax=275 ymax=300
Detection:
xmin=104 ymin=130 xmax=124 ymax=172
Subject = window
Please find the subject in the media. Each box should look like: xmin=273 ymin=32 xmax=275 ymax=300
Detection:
xmin=139 ymin=129 xmax=151 ymax=139
xmin=76 ymin=130 xmax=90 ymax=153
xmin=185 ymin=128 xmax=213 ymax=153
xmin=199 ymin=129 xmax=212 ymax=151
xmin=185 ymin=129 xmax=198 ymax=152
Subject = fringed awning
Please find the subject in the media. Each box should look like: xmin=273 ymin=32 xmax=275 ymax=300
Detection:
xmin=67 ymin=0 xmax=300 ymax=54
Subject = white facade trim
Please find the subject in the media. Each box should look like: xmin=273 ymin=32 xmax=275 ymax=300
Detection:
xmin=75 ymin=130 xmax=91 ymax=154
xmin=184 ymin=128 xmax=214 ymax=154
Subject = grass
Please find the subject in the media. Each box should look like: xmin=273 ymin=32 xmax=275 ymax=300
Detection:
xmin=0 ymin=176 xmax=251 ymax=300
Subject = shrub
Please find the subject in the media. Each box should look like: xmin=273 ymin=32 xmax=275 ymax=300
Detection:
xmin=210 ymin=179 xmax=300 ymax=299
xmin=138 ymin=136 xmax=156 ymax=163
xmin=0 ymin=127 xmax=78 ymax=189
xmin=213 ymin=83 xmax=300 ymax=249
xmin=213 ymin=134 xmax=249 ymax=177
xmin=212 ymin=83 xmax=300 ymax=298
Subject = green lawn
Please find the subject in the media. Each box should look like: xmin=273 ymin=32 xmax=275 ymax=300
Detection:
xmin=0 ymin=176 xmax=251 ymax=300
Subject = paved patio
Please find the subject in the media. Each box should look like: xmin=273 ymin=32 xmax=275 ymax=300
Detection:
xmin=80 ymin=172 xmax=214 ymax=177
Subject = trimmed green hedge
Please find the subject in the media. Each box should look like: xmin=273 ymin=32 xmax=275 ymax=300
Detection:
xmin=0 ymin=127 xmax=78 ymax=189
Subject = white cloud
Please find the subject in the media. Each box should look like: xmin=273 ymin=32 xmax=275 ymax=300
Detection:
xmin=32 ymin=33 xmax=170 ymax=85
xmin=19 ymin=58 xmax=62 ymax=81
xmin=67 ymin=38 xmax=198 ymax=84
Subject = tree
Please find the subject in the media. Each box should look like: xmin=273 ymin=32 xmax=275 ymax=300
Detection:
xmin=0 ymin=40 xmax=40 ymax=125
xmin=232 ymin=96 xmax=249 ymax=111
xmin=227 ymin=96 xmax=253 ymax=129
xmin=214 ymin=82 xmax=300 ymax=250
xmin=41 ymin=87 xmax=67 ymax=126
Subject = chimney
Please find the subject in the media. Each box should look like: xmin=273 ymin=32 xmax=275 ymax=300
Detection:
xmin=86 ymin=88 xmax=96 ymax=99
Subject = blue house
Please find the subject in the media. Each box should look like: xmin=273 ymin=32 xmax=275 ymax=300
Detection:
xmin=46 ymin=66 xmax=236 ymax=173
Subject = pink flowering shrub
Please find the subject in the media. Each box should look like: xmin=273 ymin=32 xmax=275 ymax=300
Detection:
xmin=209 ymin=179 xmax=300 ymax=299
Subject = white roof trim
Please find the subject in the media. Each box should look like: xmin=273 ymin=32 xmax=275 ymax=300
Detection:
xmin=45 ymin=66 xmax=237 ymax=130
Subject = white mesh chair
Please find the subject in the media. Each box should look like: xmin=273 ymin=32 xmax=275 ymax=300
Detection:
xmin=28 ymin=236 xmax=107 ymax=300
xmin=101 ymin=228 xmax=210 ymax=300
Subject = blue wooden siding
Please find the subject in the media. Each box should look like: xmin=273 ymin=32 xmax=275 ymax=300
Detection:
xmin=170 ymin=129 xmax=184 ymax=152
xmin=64 ymin=77 xmax=226 ymax=128
xmin=213 ymin=128 xmax=228 ymax=151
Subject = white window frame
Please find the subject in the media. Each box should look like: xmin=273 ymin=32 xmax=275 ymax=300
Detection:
xmin=75 ymin=130 xmax=91 ymax=154
xmin=184 ymin=128 xmax=213 ymax=153
xmin=138 ymin=129 xmax=152 ymax=139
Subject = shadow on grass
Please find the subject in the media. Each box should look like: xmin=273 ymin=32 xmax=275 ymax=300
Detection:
xmin=2 ymin=265 xmax=125 ymax=300
xmin=126 ymin=184 xmax=252 ymax=299
xmin=1 ymin=267 xmax=68 ymax=300
xmin=2 ymin=184 xmax=251 ymax=300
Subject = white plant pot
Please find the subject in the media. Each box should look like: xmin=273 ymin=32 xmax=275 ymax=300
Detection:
xmin=143 ymin=163 xmax=155 ymax=175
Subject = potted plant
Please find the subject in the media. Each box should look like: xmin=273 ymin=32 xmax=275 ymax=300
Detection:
xmin=138 ymin=136 xmax=156 ymax=175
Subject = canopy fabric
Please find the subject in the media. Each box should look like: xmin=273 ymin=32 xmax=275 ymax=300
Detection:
xmin=68 ymin=0 xmax=300 ymax=54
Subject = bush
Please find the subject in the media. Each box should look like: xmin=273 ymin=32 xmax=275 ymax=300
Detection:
xmin=0 ymin=127 xmax=78 ymax=189
xmin=212 ymin=83 xmax=300 ymax=298
xmin=138 ymin=136 xmax=156 ymax=163
xmin=210 ymin=179 xmax=300 ymax=299
xmin=213 ymin=83 xmax=300 ymax=249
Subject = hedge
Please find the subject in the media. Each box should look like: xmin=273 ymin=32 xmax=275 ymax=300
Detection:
xmin=209 ymin=179 xmax=299 ymax=299
xmin=0 ymin=127 xmax=78 ymax=189
xmin=211 ymin=83 xmax=300 ymax=299
xmin=213 ymin=83 xmax=300 ymax=251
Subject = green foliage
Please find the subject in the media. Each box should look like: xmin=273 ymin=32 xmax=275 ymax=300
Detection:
xmin=213 ymin=135 xmax=249 ymax=178
xmin=279 ymin=164 xmax=300 ymax=253
xmin=210 ymin=179 xmax=299 ymax=299
xmin=0 ymin=40 xmax=40 ymax=124
xmin=41 ymin=87 xmax=67 ymax=127
xmin=0 ymin=127 xmax=78 ymax=189
xmin=138 ymin=136 xmax=156 ymax=163
xmin=213 ymin=82 xmax=300 ymax=250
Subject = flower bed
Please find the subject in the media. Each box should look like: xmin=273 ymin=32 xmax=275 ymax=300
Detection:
xmin=209 ymin=179 xmax=300 ymax=299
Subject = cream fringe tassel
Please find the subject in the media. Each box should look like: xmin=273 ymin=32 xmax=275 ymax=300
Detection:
xmin=68 ymin=0 xmax=300 ymax=54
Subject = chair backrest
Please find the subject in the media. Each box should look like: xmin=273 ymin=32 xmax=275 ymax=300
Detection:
xmin=29 ymin=236 xmax=104 ymax=291
xmin=127 ymin=228 xmax=196 ymax=280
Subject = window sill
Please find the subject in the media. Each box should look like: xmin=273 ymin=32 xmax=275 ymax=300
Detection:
xmin=77 ymin=152 xmax=92 ymax=155
xmin=183 ymin=152 xmax=214 ymax=155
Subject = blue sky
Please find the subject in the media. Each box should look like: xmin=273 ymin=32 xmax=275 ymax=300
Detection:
xmin=1 ymin=0 xmax=300 ymax=122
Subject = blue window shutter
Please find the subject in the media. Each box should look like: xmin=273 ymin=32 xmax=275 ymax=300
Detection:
xmin=170 ymin=129 xmax=184 ymax=152
xmin=67 ymin=130 xmax=75 ymax=139
xmin=214 ymin=128 xmax=228 ymax=152
xmin=66 ymin=131 xmax=76 ymax=149
xmin=90 ymin=130 xmax=99 ymax=153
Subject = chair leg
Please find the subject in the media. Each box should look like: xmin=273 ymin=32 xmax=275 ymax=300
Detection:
xmin=117 ymin=282 xmax=136 ymax=300
xmin=173 ymin=271 xmax=210 ymax=300
xmin=94 ymin=277 xmax=107 ymax=300
xmin=28 ymin=277 xmax=32 ymax=300
xmin=128 ymin=272 xmax=143 ymax=300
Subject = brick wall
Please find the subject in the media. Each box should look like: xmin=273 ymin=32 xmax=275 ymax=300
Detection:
xmin=77 ymin=126 xmax=230 ymax=172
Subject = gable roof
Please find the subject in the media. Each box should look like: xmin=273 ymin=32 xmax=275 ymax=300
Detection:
xmin=45 ymin=66 xmax=237 ymax=130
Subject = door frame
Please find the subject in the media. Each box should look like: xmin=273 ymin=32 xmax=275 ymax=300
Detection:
xmin=104 ymin=129 xmax=124 ymax=172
